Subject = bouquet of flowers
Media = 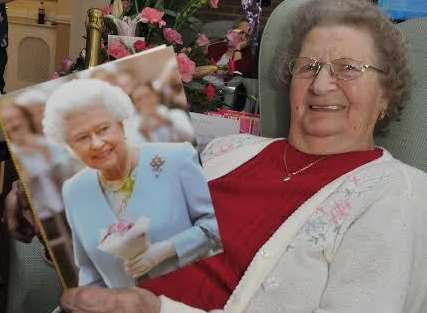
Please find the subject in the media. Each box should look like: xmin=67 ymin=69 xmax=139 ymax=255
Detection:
xmin=98 ymin=216 xmax=150 ymax=260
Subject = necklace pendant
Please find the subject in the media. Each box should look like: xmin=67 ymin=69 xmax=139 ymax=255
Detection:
xmin=283 ymin=175 xmax=292 ymax=182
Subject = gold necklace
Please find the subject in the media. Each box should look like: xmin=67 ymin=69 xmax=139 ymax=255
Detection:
xmin=282 ymin=144 xmax=327 ymax=182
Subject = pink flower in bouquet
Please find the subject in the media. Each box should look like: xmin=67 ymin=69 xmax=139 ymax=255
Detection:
xmin=101 ymin=221 xmax=134 ymax=242
xmin=163 ymin=28 xmax=183 ymax=45
xmin=133 ymin=39 xmax=147 ymax=52
xmin=227 ymin=58 xmax=236 ymax=75
xmin=62 ymin=57 xmax=74 ymax=73
xmin=176 ymin=53 xmax=196 ymax=83
xmin=226 ymin=30 xmax=242 ymax=49
xmin=139 ymin=7 xmax=166 ymax=28
xmin=108 ymin=40 xmax=130 ymax=59
xmin=196 ymin=34 xmax=210 ymax=47
xmin=101 ymin=4 xmax=112 ymax=16
xmin=209 ymin=0 xmax=220 ymax=9
xmin=204 ymin=84 xmax=216 ymax=101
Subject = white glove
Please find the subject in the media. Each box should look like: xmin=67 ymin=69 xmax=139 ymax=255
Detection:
xmin=125 ymin=240 xmax=176 ymax=278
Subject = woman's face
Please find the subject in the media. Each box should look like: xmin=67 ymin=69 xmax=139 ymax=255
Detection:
xmin=64 ymin=105 xmax=127 ymax=174
xmin=26 ymin=103 xmax=45 ymax=134
xmin=0 ymin=105 xmax=32 ymax=145
xmin=114 ymin=73 xmax=135 ymax=96
xmin=132 ymin=85 xmax=160 ymax=114
xmin=288 ymin=25 xmax=387 ymax=154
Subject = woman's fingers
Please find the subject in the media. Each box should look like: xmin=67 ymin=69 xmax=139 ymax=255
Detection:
xmin=125 ymin=260 xmax=150 ymax=278
xmin=61 ymin=287 xmax=161 ymax=313
xmin=3 ymin=181 xmax=35 ymax=243
xmin=126 ymin=252 xmax=145 ymax=268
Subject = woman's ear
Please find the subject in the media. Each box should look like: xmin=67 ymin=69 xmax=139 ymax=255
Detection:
xmin=378 ymin=97 xmax=388 ymax=121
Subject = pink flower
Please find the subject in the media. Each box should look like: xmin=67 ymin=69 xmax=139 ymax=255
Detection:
xmin=226 ymin=30 xmax=242 ymax=49
xmin=62 ymin=57 xmax=74 ymax=72
xmin=227 ymin=58 xmax=236 ymax=75
xmin=209 ymin=0 xmax=219 ymax=8
xmin=196 ymin=34 xmax=210 ymax=47
xmin=108 ymin=41 xmax=130 ymax=59
xmin=101 ymin=221 xmax=134 ymax=242
xmin=204 ymin=84 xmax=216 ymax=101
xmin=176 ymin=53 xmax=196 ymax=83
xmin=101 ymin=4 xmax=112 ymax=16
xmin=139 ymin=7 xmax=166 ymax=28
xmin=133 ymin=39 xmax=147 ymax=52
xmin=108 ymin=221 xmax=134 ymax=235
xmin=163 ymin=28 xmax=183 ymax=45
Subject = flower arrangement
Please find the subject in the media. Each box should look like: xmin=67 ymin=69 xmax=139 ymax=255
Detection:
xmin=102 ymin=0 xmax=237 ymax=112
xmin=53 ymin=0 xmax=252 ymax=112
xmin=86 ymin=1 xmax=247 ymax=110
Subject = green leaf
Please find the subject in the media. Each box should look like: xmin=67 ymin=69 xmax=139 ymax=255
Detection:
xmin=164 ymin=9 xmax=178 ymax=16
xmin=133 ymin=0 xmax=148 ymax=13
xmin=153 ymin=0 xmax=165 ymax=10
xmin=188 ymin=16 xmax=201 ymax=24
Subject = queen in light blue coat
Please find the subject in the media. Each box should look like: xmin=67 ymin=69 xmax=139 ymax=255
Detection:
xmin=43 ymin=78 xmax=221 ymax=288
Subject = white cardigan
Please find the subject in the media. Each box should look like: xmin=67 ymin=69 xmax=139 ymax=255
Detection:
xmin=160 ymin=135 xmax=427 ymax=313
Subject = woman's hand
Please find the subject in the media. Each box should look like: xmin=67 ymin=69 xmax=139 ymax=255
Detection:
xmin=125 ymin=240 xmax=176 ymax=278
xmin=60 ymin=287 xmax=161 ymax=313
xmin=3 ymin=180 xmax=37 ymax=243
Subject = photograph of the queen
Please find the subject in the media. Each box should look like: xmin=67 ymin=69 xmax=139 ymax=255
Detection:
xmin=42 ymin=78 xmax=221 ymax=288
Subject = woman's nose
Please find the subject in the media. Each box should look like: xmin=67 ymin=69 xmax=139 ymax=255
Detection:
xmin=309 ymin=64 xmax=337 ymax=95
xmin=90 ymin=134 xmax=104 ymax=149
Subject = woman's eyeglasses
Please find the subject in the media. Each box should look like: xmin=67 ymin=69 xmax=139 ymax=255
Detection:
xmin=289 ymin=57 xmax=386 ymax=81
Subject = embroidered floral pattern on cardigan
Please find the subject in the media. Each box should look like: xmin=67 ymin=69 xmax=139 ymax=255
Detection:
xmin=298 ymin=171 xmax=390 ymax=250
xmin=201 ymin=134 xmax=272 ymax=163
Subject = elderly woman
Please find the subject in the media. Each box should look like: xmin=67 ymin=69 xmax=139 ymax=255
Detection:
xmin=59 ymin=0 xmax=426 ymax=312
xmin=43 ymin=78 xmax=220 ymax=288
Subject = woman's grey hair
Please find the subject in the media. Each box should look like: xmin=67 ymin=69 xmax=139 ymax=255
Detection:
xmin=43 ymin=78 xmax=134 ymax=145
xmin=279 ymin=0 xmax=412 ymax=135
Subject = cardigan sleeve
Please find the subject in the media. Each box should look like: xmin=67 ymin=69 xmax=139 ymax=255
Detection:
xmin=168 ymin=144 xmax=221 ymax=268
xmin=314 ymin=190 xmax=419 ymax=313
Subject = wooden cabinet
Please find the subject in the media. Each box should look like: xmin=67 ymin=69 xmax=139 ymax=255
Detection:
xmin=5 ymin=17 xmax=57 ymax=92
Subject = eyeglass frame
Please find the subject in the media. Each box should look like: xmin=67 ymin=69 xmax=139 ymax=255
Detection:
xmin=288 ymin=57 xmax=387 ymax=81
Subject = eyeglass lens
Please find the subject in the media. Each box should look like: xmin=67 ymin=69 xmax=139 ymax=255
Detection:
xmin=290 ymin=58 xmax=366 ymax=80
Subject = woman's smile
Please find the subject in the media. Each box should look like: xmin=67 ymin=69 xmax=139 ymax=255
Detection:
xmin=308 ymin=104 xmax=347 ymax=112
xmin=91 ymin=147 xmax=114 ymax=161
